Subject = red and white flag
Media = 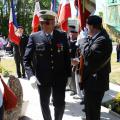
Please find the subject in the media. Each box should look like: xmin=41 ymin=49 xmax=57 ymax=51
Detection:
xmin=8 ymin=0 xmax=20 ymax=45
xmin=74 ymin=0 xmax=96 ymax=30
xmin=32 ymin=0 xmax=41 ymax=32
xmin=58 ymin=0 xmax=71 ymax=31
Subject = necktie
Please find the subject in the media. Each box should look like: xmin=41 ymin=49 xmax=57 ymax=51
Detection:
xmin=47 ymin=34 xmax=52 ymax=41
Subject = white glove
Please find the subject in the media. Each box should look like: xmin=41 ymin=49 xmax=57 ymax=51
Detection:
xmin=30 ymin=76 xmax=41 ymax=85
xmin=71 ymin=58 xmax=80 ymax=66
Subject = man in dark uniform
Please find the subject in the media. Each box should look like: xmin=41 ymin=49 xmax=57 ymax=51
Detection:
xmin=13 ymin=26 xmax=28 ymax=78
xmin=23 ymin=10 xmax=71 ymax=120
xmin=80 ymin=15 xmax=112 ymax=120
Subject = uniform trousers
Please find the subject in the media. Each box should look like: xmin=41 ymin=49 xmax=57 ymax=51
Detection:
xmin=37 ymin=83 xmax=66 ymax=120
xmin=84 ymin=90 xmax=105 ymax=120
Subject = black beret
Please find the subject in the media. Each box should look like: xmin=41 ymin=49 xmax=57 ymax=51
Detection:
xmin=86 ymin=15 xmax=102 ymax=26
xmin=68 ymin=25 xmax=76 ymax=29
xmin=69 ymin=29 xmax=78 ymax=33
xmin=18 ymin=26 xmax=23 ymax=29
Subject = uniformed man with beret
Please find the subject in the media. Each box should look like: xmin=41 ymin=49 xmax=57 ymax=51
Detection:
xmin=13 ymin=26 xmax=28 ymax=78
xmin=23 ymin=10 xmax=71 ymax=120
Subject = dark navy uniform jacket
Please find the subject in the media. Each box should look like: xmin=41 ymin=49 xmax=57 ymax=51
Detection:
xmin=23 ymin=29 xmax=71 ymax=86
xmin=80 ymin=29 xmax=112 ymax=92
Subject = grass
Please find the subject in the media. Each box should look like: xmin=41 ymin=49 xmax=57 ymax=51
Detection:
xmin=0 ymin=57 xmax=16 ymax=76
xmin=110 ymin=53 xmax=120 ymax=85
xmin=0 ymin=53 xmax=120 ymax=85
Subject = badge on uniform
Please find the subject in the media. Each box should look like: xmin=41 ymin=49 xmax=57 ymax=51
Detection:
xmin=56 ymin=43 xmax=63 ymax=53
xmin=36 ymin=43 xmax=45 ymax=51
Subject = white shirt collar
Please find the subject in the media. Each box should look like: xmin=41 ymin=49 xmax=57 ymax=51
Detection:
xmin=45 ymin=31 xmax=53 ymax=36
xmin=92 ymin=31 xmax=100 ymax=39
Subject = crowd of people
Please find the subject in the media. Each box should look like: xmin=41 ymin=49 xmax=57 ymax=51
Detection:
xmin=0 ymin=10 xmax=113 ymax=120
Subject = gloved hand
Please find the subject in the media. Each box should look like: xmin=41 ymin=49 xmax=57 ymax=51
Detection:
xmin=30 ymin=76 xmax=41 ymax=85
xmin=79 ymin=82 xmax=84 ymax=90
xmin=71 ymin=58 xmax=79 ymax=66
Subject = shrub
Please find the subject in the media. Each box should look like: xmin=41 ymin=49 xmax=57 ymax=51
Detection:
xmin=103 ymin=93 xmax=120 ymax=114
xmin=3 ymin=70 xmax=10 ymax=77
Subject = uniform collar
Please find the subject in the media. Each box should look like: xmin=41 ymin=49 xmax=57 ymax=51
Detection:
xmin=45 ymin=31 xmax=53 ymax=36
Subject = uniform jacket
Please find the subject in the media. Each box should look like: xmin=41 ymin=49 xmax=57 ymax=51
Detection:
xmin=80 ymin=29 xmax=112 ymax=92
xmin=19 ymin=34 xmax=29 ymax=57
xmin=23 ymin=29 xmax=71 ymax=86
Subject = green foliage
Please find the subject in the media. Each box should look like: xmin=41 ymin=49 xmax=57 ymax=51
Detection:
xmin=0 ymin=1 xmax=3 ymax=9
xmin=3 ymin=70 xmax=10 ymax=77
xmin=99 ymin=12 xmax=103 ymax=17
xmin=103 ymin=93 xmax=120 ymax=114
xmin=0 ymin=65 xmax=2 ymax=73
xmin=0 ymin=0 xmax=51 ymax=36
xmin=40 ymin=0 xmax=51 ymax=9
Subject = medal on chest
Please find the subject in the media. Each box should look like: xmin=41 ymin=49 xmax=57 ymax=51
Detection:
xmin=56 ymin=43 xmax=63 ymax=53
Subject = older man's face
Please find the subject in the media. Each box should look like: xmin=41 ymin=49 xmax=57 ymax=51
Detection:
xmin=41 ymin=19 xmax=55 ymax=32
xmin=86 ymin=24 xmax=94 ymax=37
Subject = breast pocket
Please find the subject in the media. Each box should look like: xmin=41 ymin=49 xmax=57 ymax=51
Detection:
xmin=36 ymin=43 xmax=46 ymax=56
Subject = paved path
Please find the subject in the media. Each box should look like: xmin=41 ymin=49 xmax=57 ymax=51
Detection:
xmin=19 ymin=78 xmax=120 ymax=120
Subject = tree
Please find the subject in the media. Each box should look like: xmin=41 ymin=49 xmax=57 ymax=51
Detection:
xmin=16 ymin=0 xmax=51 ymax=34
xmin=0 ymin=0 xmax=51 ymax=37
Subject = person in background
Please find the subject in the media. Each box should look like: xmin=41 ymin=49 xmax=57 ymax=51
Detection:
xmin=23 ymin=10 xmax=71 ymax=120
xmin=13 ymin=26 xmax=28 ymax=78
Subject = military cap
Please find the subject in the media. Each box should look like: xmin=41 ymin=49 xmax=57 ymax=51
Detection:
xmin=86 ymin=15 xmax=102 ymax=26
xmin=40 ymin=10 xmax=57 ymax=21
xmin=18 ymin=26 xmax=23 ymax=29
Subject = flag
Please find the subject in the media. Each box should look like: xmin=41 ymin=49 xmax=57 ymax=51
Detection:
xmin=32 ymin=0 xmax=41 ymax=32
xmin=8 ymin=0 xmax=20 ymax=45
xmin=58 ymin=0 xmax=71 ymax=31
xmin=51 ymin=0 xmax=60 ymax=13
xmin=74 ymin=0 xmax=96 ymax=30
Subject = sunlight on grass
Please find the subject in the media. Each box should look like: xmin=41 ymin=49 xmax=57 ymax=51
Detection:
xmin=0 ymin=58 xmax=16 ymax=75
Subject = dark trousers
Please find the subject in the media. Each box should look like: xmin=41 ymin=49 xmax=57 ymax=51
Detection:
xmin=84 ymin=90 xmax=105 ymax=120
xmin=14 ymin=54 xmax=25 ymax=77
xmin=37 ymin=84 xmax=66 ymax=120
xmin=116 ymin=50 xmax=120 ymax=62
xmin=0 ymin=105 xmax=4 ymax=120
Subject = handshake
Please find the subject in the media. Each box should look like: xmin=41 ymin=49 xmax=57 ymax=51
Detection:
xmin=30 ymin=76 xmax=41 ymax=85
